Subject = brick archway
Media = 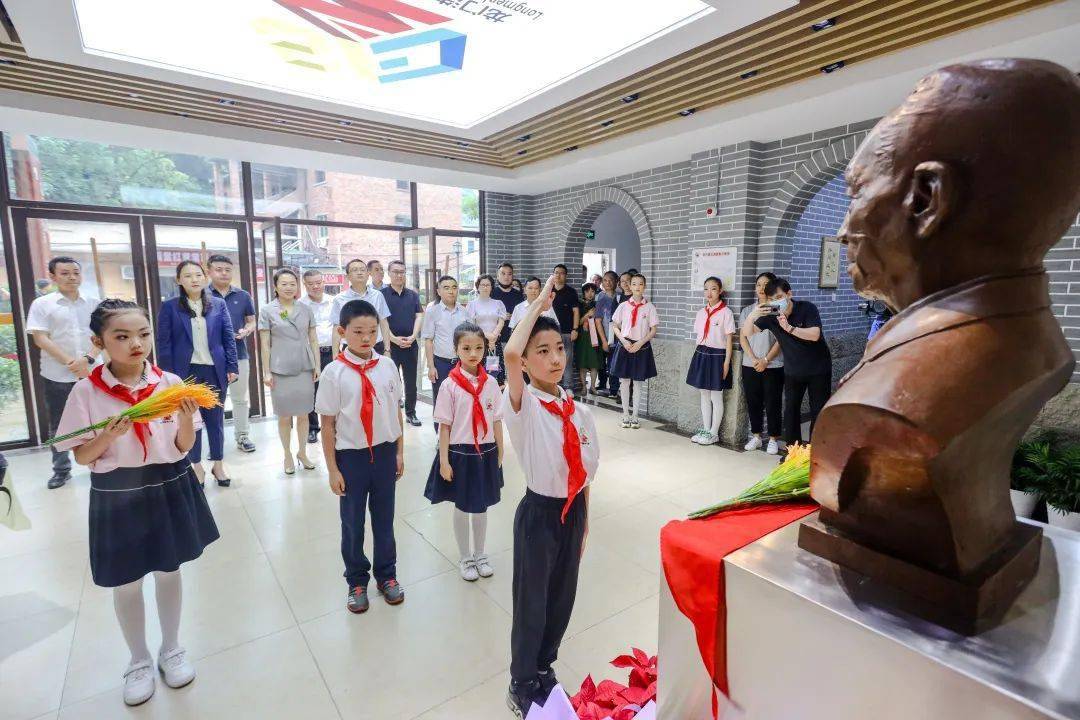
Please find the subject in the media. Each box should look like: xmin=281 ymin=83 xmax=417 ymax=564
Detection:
xmin=755 ymin=132 xmax=868 ymax=278
xmin=560 ymin=186 xmax=653 ymax=284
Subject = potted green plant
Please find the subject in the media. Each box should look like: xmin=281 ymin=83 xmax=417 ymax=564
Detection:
xmin=1011 ymin=436 xmax=1051 ymax=518
xmin=1043 ymin=444 xmax=1080 ymax=531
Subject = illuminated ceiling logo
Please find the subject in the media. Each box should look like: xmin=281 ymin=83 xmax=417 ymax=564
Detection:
xmin=270 ymin=0 xmax=466 ymax=83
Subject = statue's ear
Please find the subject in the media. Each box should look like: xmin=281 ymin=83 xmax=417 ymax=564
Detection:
xmin=904 ymin=161 xmax=954 ymax=240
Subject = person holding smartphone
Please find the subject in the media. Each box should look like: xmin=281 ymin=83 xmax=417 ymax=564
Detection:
xmin=741 ymin=277 xmax=831 ymax=448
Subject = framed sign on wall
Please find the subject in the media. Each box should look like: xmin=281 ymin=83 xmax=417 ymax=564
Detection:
xmin=819 ymin=236 xmax=842 ymax=289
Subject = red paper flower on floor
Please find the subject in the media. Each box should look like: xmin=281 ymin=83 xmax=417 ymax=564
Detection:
xmin=569 ymin=648 xmax=658 ymax=719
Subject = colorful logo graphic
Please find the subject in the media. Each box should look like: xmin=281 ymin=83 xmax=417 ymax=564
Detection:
xmin=269 ymin=0 xmax=466 ymax=83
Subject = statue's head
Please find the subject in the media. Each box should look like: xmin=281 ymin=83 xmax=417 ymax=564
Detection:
xmin=839 ymin=59 xmax=1080 ymax=311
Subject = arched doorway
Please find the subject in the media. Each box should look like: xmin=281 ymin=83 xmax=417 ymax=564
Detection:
xmin=560 ymin=187 xmax=653 ymax=284
xmin=584 ymin=205 xmax=640 ymax=281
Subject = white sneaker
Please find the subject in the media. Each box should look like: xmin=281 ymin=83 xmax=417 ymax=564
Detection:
xmin=459 ymin=558 xmax=480 ymax=582
xmin=157 ymin=647 xmax=195 ymax=689
xmin=766 ymin=439 xmax=781 ymax=455
xmin=620 ymin=418 xmax=632 ymax=429
xmin=700 ymin=432 xmax=719 ymax=446
xmin=744 ymin=435 xmax=763 ymax=451
xmin=629 ymin=419 xmax=641 ymax=430
xmin=123 ymin=659 xmax=155 ymax=706
xmin=474 ymin=554 xmax=494 ymax=578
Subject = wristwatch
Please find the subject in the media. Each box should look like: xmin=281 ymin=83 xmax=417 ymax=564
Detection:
xmin=83 ymin=354 xmax=96 ymax=365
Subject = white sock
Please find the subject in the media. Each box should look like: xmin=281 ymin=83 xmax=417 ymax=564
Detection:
xmin=113 ymin=578 xmax=151 ymax=665
xmin=154 ymin=570 xmax=182 ymax=654
xmin=619 ymin=383 xmax=632 ymax=420
xmin=631 ymin=380 xmax=643 ymax=420
xmin=471 ymin=512 xmax=488 ymax=556
xmin=699 ymin=390 xmax=712 ymax=431
xmin=453 ymin=509 xmax=471 ymax=560
xmin=709 ymin=390 xmax=725 ymax=435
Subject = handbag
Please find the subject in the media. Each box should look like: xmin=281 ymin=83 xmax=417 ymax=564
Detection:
xmin=0 ymin=454 xmax=31 ymax=531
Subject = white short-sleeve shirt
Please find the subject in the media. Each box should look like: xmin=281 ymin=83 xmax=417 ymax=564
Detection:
xmin=299 ymin=294 xmax=335 ymax=347
xmin=314 ymin=348 xmax=402 ymax=451
xmin=433 ymin=367 xmax=504 ymax=446
xmin=508 ymin=301 xmax=558 ymax=330
xmin=421 ymin=301 xmax=469 ymax=359
xmin=465 ymin=297 xmax=508 ymax=336
xmin=502 ymin=384 xmax=599 ymax=498
xmin=24 ymin=291 xmax=99 ymax=382
xmin=611 ymin=299 xmax=660 ymax=343
xmin=692 ymin=303 xmax=736 ymax=349
xmin=330 ymin=286 xmax=391 ymax=344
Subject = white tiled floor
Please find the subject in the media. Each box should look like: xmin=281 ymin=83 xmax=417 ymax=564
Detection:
xmin=0 ymin=401 xmax=776 ymax=720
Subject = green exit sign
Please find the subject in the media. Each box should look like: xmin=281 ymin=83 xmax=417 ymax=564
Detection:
xmin=585 ymin=230 xmax=596 ymax=240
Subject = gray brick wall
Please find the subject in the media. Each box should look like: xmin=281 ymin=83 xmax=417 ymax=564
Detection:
xmin=484 ymin=118 xmax=1080 ymax=385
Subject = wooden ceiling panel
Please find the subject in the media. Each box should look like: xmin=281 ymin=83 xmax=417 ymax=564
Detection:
xmin=0 ymin=0 xmax=1061 ymax=169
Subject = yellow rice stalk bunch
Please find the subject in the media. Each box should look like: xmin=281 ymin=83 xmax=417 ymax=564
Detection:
xmin=689 ymin=443 xmax=812 ymax=519
xmin=45 ymin=380 xmax=220 ymax=447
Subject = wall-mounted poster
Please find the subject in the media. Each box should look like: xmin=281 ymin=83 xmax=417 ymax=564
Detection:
xmin=819 ymin=236 xmax=841 ymax=289
xmin=690 ymin=246 xmax=738 ymax=293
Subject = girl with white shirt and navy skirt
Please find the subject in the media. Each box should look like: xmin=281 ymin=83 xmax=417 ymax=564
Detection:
xmin=465 ymin=274 xmax=509 ymax=384
xmin=686 ymin=276 xmax=736 ymax=445
xmin=54 ymin=299 xmax=218 ymax=708
xmin=424 ymin=321 xmax=505 ymax=582
xmin=609 ymin=273 xmax=660 ymax=429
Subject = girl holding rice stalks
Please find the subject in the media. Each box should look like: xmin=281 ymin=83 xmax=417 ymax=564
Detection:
xmin=52 ymin=299 xmax=220 ymax=708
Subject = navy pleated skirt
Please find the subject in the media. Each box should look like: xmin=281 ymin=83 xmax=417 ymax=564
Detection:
xmin=686 ymin=345 xmax=733 ymax=391
xmin=609 ymin=342 xmax=658 ymax=381
xmin=425 ymin=442 xmax=503 ymax=513
xmin=89 ymin=460 xmax=219 ymax=588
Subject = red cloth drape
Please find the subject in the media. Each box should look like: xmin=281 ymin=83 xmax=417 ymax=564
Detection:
xmin=660 ymin=503 xmax=817 ymax=708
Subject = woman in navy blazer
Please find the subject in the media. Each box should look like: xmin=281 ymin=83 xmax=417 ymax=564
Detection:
xmin=157 ymin=260 xmax=238 ymax=487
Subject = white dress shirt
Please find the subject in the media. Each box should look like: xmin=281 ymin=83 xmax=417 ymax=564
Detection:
xmin=502 ymin=384 xmax=599 ymax=498
xmin=421 ymin=301 xmax=469 ymax=359
xmin=299 ymin=294 xmax=335 ymax=347
xmin=508 ymin=301 xmax=558 ymax=330
xmin=314 ymin=348 xmax=403 ymax=451
xmin=187 ymin=297 xmax=214 ymax=365
xmin=330 ymin=286 xmax=391 ymax=344
xmin=25 ymin=291 xmax=99 ymax=382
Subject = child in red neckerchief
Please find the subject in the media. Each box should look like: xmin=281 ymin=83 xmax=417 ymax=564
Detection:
xmin=316 ymin=299 xmax=405 ymax=614
xmin=502 ymin=276 xmax=600 ymax=718
xmin=53 ymin=299 xmax=216 ymax=708
xmin=423 ymin=321 xmax=505 ymax=582
xmin=686 ymin=276 xmax=736 ymax=446
xmin=609 ymin=273 xmax=660 ymax=429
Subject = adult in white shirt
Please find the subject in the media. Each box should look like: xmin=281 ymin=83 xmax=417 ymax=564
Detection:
xmin=25 ymin=256 xmax=101 ymax=488
xmin=465 ymin=274 xmax=508 ymax=383
xmin=509 ymin=276 xmax=559 ymax=330
xmin=421 ymin=275 xmax=469 ymax=420
xmin=366 ymin=259 xmax=385 ymax=291
xmin=329 ymin=259 xmax=396 ymax=353
xmin=300 ymin=269 xmax=337 ymax=444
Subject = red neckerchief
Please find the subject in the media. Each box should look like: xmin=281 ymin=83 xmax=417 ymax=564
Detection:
xmin=538 ymin=393 xmax=588 ymax=524
xmin=336 ymin=352 xmax=380 ymax=462
xmin=629 ymin=299 xmax=647 ymax=329
xmin=700 ymin=300 xmax=727 ymax=343
xmin=87 ymin=363 xmax=160 ymax=461
xmin=448 ymin=364 xmax=490 ymax=453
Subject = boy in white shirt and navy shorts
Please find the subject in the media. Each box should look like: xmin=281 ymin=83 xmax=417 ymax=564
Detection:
xmin=316 ymin=299 xmax=406 ymax=613
xmin=502 ymin=276 xmax=600 ymax=717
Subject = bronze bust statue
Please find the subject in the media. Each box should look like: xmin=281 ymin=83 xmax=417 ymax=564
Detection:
xmin=798 ymin=59 xmax=1080 ymax=634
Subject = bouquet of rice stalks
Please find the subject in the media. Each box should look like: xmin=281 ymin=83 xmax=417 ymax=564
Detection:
xmin=45 ymin=381 xmax=220 ymax=447
xmin=689 ymin=443 xmax=812 ymax=519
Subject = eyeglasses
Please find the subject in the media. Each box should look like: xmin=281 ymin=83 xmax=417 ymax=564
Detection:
xmin=389 ymin=269 xmax=406 ymax=275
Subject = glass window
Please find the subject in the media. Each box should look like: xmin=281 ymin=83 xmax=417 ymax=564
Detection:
xmin=24 ymin=218 xmax=139 ymax=301
xmin=396 ymin=180 xmax=410 ymax=192
xmin=394 ymin=213 xmax=411 ymax=228
xmin=280 ymin=226 xmax=400 ymax=299
xmin=251 ymin=164 xmax=411 ymax=226
xmin=4 ymin=134 xmax=243 ymax=214
xmin=0 ymin=235 xmax=29 ymax=443
xmin=436 ymin=235 xmax=480 ymax=305
xmin=417 ymin=183 xmax=480 ymax=232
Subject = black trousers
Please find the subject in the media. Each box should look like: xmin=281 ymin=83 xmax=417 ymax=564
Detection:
xmin=742 ymin=366 xmax=784 ymax=438
xmin=510 ymin=490 xmax=587 ymax=683
xmin=308 ymin=347 xmax=335 ymax=432
xmin=431 ymin=355 xmax=456 ymax=426
xmin=42 ymin=378 xmax=75 ymax=476
xmin=783 ymin=372 xmax=832 ymax=445
xmin=389 ymin=343 xmax=419 ymax=415
xmin=337 ymin=443 xmax=398 ymax=588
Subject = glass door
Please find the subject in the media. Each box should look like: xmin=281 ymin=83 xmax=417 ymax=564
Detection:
xmin=401 ymin=228 xmax=436 ymax=397
xmin=11 ymin=208 xmax=146 ymax=447
xmin=143 ymin=218 xmax=254 ymax=419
